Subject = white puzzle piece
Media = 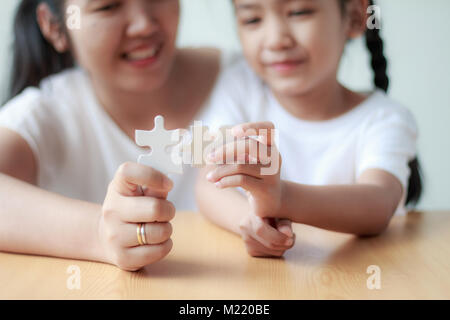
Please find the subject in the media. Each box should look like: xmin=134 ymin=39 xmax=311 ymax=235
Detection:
xmin=135 ymin=116 xmax=234 ymax=174
xmin=179 ymin=123 xmax=233 ymax=168
xmin=135 ymin=115 xmax=183 ymax=175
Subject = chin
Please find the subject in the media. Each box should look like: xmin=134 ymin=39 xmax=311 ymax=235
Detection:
xmin=118 ymin=74 xmax=170 ymax=93
xmin=268 ymin=78 xmax=311 ymax=97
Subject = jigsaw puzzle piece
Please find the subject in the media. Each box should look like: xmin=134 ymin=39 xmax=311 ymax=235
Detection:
xmin=135 ymin=115 xmax=183 ymax=175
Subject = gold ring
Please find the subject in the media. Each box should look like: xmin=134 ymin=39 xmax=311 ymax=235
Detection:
xmin=137 ymin=223 xmax=144 ymax=246
xmin=140 ymin=223 xmax=147 ymax=245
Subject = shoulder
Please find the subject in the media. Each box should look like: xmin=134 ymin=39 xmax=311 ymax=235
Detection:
xmin=1 ymin=68 xmax=86 ymax=109
xmin=178 ymin=47 xmax=221 ymax=77
xmin=180 ymin=47 xmax=221 ymax=61
xmin=201 ymin=53 xmax=266 ymax=127
xmin=359 ymin=90 xmax=418 ymax=135
xmin=219 ymin=52 xmax=263 ymax=86
xmin=39 ymin=68 xmax=88 ymax=101
xmin=211 ymin=52 xmax=265 ymax=105
xmin=0 ymin=68 xmax=88 ymax=128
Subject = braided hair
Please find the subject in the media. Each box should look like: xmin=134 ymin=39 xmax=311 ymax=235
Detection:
xmin=341 ymin=0 xmax=422 ymax=205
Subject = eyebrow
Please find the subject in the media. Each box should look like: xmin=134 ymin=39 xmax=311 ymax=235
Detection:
xmin=235 ymin=0 xmax=313 ymax=11
xmin=235 ymin=3 xmax=260 ymax=11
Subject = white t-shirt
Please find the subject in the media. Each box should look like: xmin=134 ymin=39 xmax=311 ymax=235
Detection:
xmin=202 ymin=55 xmax=418 ymax=215
xmin=0 ymin=51 xmax=233 ymax=210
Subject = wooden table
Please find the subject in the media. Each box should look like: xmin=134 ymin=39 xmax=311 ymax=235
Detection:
xmin=1 ymin=211 xmax=449 ymax=300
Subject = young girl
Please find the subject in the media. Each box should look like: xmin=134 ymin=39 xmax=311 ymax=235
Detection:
xmin=0 ymin=0 xmax=225 ymax=271
xmin=197 ymin=0 xmax=421 ymax=257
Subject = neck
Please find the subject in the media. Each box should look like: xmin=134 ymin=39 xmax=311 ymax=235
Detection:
xmin=272 ymin=78 xmax=352 ymax=122
xmin=90 ymin=52 xmax=187 ymax=131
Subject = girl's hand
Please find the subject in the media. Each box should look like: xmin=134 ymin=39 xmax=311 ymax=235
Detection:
xmin=239 ymin=214 xmax=295 ymax=257
xmin=206 ymin=122 xmax=283 ymax=219
xmin=98 ymin=162 xmax=175 ymax=271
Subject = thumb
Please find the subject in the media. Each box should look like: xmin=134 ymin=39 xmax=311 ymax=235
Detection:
xmin=275 ymin=219 xmax=294 ymax=238
xmin=113 ymin=162 xmax=173 ymax=197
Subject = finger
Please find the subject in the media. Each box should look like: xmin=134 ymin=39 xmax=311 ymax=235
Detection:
xmin=276 ymin=219 xmax=294 ymax=238
xmin=214 ymin=174 xmax=262 ymax=191
xmin=208 ymin=139 xmax=279 ymax=169
xmin=207 ymin=138 xmax=260 ymax=164
xmin=116 ymin=196 xmax=176 ymax=223
xmin=112 ymin=162 xmax=173 ymax=197
xmin=250 ymin=215 xmax=291 ymax=249
xmin=242 ymin=234 xmax=286 ymax=257
xmin=121 ymin=239 xmax=173 ymax=270
xmin=231 ymin=122 xmax=275 ymax=146
xmin=206 ymin=164 xmax=263 ymax=183
xmin=121 ymin=222 xmax=173 ymax=247
xmin=240 ymin=216 xmax=292 ymax=251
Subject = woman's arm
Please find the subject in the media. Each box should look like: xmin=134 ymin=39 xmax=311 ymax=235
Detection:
xmin=0 ymin=173 xmax=105 ymax=262
xmin=0 ymin=128 xmax=105 ymax=261
xmin=0 ymin=128 xmax=175 ymax=270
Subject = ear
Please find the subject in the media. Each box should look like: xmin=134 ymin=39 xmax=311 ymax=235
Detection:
xmin=345 ymin=0 xmax=369 ymax=40
xmin=36 ymin=3 xmax=69 ymax=53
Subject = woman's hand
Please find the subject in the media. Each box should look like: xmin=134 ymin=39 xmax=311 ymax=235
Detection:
xmin=206 ymin=122 xmax=283 ymax=219
xmin=239 ymin=214 xmax=295 ymax=257
xmin=98 ymin=162 xmax=175 ymax=271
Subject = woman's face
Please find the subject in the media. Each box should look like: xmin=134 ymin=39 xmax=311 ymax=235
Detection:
xmin=233 ymin=0 xmax=355 ymax=97
xmin=65 ymin=0 xmax=180 ymax=93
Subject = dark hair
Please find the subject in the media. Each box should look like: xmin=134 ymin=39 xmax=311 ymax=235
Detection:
xmin=6 ymin=0 xmax=74 ymax=101
xmin=358 ymin=0 xmax=422 ymax=206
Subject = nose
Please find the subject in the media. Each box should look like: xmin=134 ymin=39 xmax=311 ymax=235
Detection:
xmin=264 ymin=17 xmax=295 ymax=51
xmin=126 ymin=2 xmax=159 ymax=38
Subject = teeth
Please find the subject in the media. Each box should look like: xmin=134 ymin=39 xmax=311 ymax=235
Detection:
xmin=126 ymin=46 xmax=158 ymax=61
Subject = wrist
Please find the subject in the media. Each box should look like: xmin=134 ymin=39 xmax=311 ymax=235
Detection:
xmin=278 ymin=180 xmax=303 ymax=222
xmin=92 ymin=207 xmax=111 ymax=265
xmin=276 ymin=180 xmax=289 ymax=219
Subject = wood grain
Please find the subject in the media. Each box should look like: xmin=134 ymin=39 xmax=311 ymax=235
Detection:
xmin=0 ymin=211 xmax=449 ymax=299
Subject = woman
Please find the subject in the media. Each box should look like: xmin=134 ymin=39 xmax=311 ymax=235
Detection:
xmin=0 ymin=0 xmax=223 ymax=271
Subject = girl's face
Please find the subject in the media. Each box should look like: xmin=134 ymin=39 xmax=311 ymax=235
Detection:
xmin=66 ymin=0 xmax=180 ymax=93
xmin=234 ymin=0 xmax=358 ymax=96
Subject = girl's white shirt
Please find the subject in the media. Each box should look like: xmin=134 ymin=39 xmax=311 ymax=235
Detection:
xmin=201 ymin=55 xmax=419 ymax=215
xmin=0 ymin=51 xmax=235 ymax=211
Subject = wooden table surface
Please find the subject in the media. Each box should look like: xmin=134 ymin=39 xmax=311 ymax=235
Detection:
xmin=1 ymin=211 xmax=449 ymax=300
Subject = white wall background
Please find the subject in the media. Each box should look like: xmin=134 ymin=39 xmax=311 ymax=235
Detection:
xmin=0 ymin=0 xmax=449 ymax=210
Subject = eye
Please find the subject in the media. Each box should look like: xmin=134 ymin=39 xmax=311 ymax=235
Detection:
xmin=243 ymin=17 xmax=262 ymax=25
xmin=95 ymin=2 xmax=121 ymax=12
xmin=289 ymin=9 xmax=314 ymax=17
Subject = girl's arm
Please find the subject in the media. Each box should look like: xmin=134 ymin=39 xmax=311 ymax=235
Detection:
xmin=278 ymin=169 xmax=403 ymax=236
xmin=196 ymin=167 xmax=249 ymax=235
xmin=206 ymin=122 xmax=404 ymax=237
xmin=196 ymin=168 xmax=296 ymax=257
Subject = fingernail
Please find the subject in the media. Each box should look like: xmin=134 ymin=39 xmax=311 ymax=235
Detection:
xmin=214 ymin=181 xmax=222 ymax=188
xmin=285 ymin=238 xmax=294 ymax=246
xmin=206 ymin=171 xmax=214 ymax=181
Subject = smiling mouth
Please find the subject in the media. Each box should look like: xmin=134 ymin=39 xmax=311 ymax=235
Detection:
xmin=266 ymin=59 xmax=306 ymax=73
xmin=122 ymin=44 xmax=162 ymax=62
xmin=270 ymin=60 xmax=304 ymax=67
